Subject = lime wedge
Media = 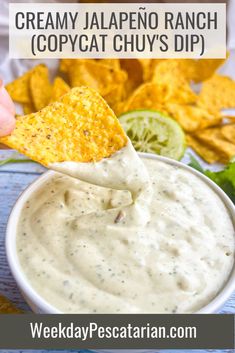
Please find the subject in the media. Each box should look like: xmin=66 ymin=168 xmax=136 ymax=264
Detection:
xmin=119 ymin=109 xmax=186 ymax=160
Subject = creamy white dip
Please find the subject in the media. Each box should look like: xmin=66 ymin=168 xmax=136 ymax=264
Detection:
xmin=16 ymin=143 xmax=235 ymax=313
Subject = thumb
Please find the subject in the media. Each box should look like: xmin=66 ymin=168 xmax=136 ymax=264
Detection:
xmin=0 ymin=104 xmax=16 ymax=137
xmin=0 ymin=81 xmax=15 ymax=115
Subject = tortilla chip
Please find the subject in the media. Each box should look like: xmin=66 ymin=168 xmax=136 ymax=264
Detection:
xmin=120 ymin=59 xmax=143 ymax=96
xmin=152 ymin=60 xmax=197 ymax=104
xmin=193 ymin=127 xmax=235 ymax=163
xmin=224 ymin=115 xmax=235 ymax=120
xmin=187 ymin=134 xmax=222 ymax=164
xmin=221 ymin=124 xmax=235 ymax=143
xmin=112 ymin=101 xmax=126 ymax=117
xmin=6 ymin=70 xmax=31 ymax=104
xmin=23 ymin=101 xmax=35 ymax=115
xmin=192 ymin=58 xmax=227 ymax=83
xmin=0 ymin=87 xmax=127 ymax=165
xmin=29 ymin=64 xmax=52 ymax=111
xmin=167 ymin=58 xmax=226 ymax=83
xmin=171 ymin=59 xmax=196 ymax=82
xmin=59 ymin=59 xmax=76 ymax=73
xmin=50 ymin=77 xmax=70 ymax=103
xmin=98 ymin=59 xmax=120 ymax=70
xmin=165 ymin=103 xmax=221 ymax=132
xmin=0 ymin=294 xmax=22 ymax=314
xmin=145 ymin=57 xmax=226 ymax=86
xmin=198 ymin=74 xmax=235 ymax=111
xmin=6 ymin=64 xmax=51 ymax=105
xmin=69 ymin=60 xmax=127 ymax=97
xmin=138 ymin=59 xmax=163 ymax=82
xmin=123 ymin=83 xmax=166 ymax=113
xmin=103 ymin=84 xmax=126 ymax=109
xmin=223 ymin=116 xmax=235 ymax=125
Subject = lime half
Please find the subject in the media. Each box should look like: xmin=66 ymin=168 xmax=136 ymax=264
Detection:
xmin=119 ymin=109 xmax=186 ymax=160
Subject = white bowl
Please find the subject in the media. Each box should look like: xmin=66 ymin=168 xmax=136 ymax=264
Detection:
xmin=5 ymin=153 xmax=235 ymax=313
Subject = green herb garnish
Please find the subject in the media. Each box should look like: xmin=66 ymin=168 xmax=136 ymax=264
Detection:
xmin=189 ymin=155 xmax=235 ymax=204
xmin=0 ymin=154 xmax=33 ymax=166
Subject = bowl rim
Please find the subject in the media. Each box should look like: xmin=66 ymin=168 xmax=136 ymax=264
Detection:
xmin=5 ymin=152 xmax=235 ymax=314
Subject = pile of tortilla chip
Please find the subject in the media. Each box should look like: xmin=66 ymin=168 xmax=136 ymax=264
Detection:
xmin=5 ymin=56 xmax=235 ymax=164
xmin=6 ymin=64 xmax=70 ymax=115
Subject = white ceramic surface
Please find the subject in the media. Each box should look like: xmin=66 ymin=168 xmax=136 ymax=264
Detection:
xmin=5 ymin=153 xmax=235 ymax=314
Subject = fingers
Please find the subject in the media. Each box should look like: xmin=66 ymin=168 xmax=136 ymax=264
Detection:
xmin=0 ymin=83 xmax=15 ymax=115
xmin=0 ymin=81 xmax=16 ymax=137
xmin=0 ymin=104 xmax=16 ymax=137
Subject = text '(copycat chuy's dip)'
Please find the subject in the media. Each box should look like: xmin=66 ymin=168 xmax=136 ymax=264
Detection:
xmin=17 ymin=142 xmax=235 ymax=313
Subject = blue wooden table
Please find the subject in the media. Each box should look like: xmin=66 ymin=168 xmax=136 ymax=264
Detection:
xmin=0 ymin=150 xmax=234 ymax=353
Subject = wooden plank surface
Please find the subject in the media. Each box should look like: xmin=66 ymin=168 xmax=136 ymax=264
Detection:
xmin=0 ymin=151 xmax=234 ymax=353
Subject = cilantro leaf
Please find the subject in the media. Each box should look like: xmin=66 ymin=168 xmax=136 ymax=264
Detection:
xmin=188 ymin=154 xmax=235 ymax=204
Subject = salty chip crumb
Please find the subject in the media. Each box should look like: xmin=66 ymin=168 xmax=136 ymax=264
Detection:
xmin=0 ymin=87 xmax=128 ymax=166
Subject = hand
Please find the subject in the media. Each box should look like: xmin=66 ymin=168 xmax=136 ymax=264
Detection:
xmin=0 ymin=80 xmax=15 ymax=137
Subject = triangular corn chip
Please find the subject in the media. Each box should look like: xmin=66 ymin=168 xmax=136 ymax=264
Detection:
xmin=221 ymin=124 xmax=235 ymax=143
xmin=59 ymin=59 xmax=76 ymax=73
xmin=5 ymin=70 xmax=31 ymax=104
xmin=152 ymin=61 xmax=197 ymax=104
xmin=192 ymin=58 xmax=226 ymax=83
xmin=50 ymin=77 xmax=70 ymax=103
xmin=165 ymin=103 xmax=221 ymax=132
xmin=98 ymin=58 xmax=120 ymax=70
xmin=120 ymin=59 xmax=143 ymax=95
xmin=5 ymin=64 xmax=48 ymax=104
xmin=186 ymin=134 xmax=222 ymax=164
xmin=123 ymin=83 xmax=166 ymax=113
xmin=198 ymin=74 xmax=235 ymax=111
xmin=193 ymin=127 xmax=235 ymax=163
xmin=23 ymin=101 xmax=35 ymax=115
xmin=29 ymin=64 xmax=52 ymax=111
xmin=0 ymin=87 xmax=127 ymax=166
xmin=69 ymin=60 xmax=127 ymax=96
xmin=138 ymin=59 xmax=164 ymax=82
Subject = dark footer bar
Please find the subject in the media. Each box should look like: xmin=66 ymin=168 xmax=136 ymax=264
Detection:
xmin=0 ymin=314 xmax=234 ymax=349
